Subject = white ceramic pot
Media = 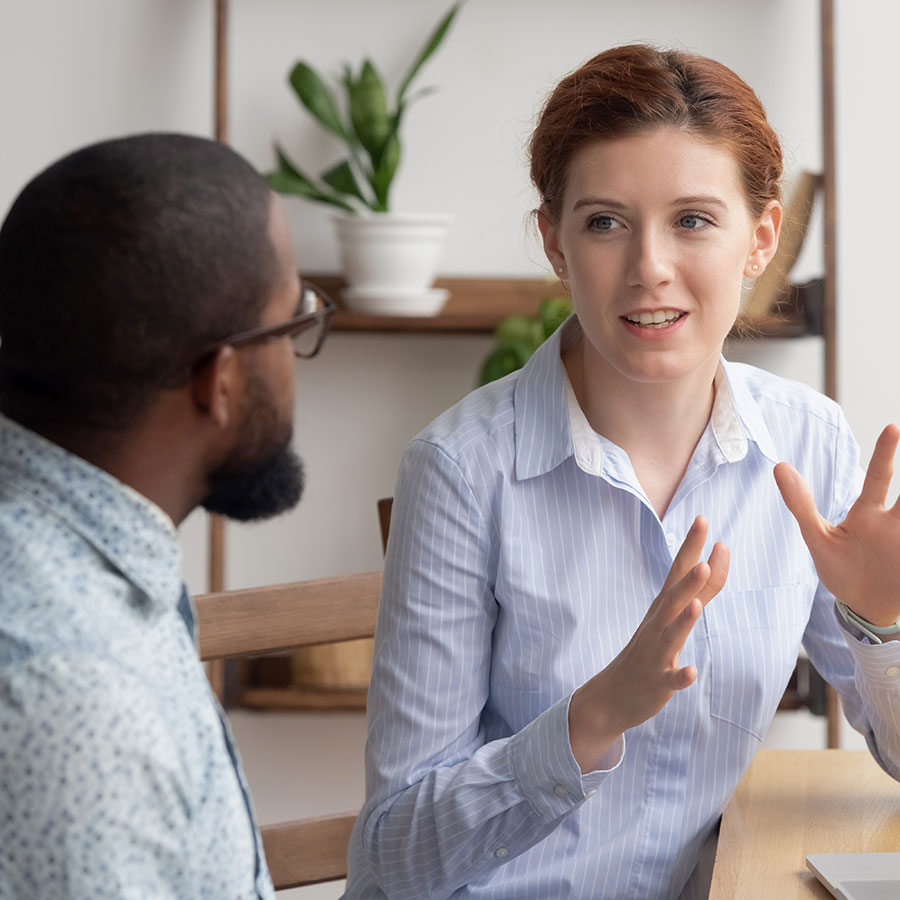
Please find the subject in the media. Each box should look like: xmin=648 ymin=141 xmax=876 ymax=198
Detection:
xmin=333 ymin=212 xmax=453 ymax=315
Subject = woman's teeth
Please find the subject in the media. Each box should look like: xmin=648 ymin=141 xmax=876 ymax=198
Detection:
xmin=624 ymin=310 xmax=684 ymax=329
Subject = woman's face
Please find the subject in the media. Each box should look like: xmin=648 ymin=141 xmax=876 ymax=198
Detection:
xmin=540 ymin=127 xmax=780 ymax=388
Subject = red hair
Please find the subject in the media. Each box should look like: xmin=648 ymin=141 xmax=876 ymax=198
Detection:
xmin=530 ymin=44 xmax=782 ymax=221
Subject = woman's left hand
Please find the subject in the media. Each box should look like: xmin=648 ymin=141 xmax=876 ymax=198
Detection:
xmin=774 ymin=423 xmax=900 ymax=629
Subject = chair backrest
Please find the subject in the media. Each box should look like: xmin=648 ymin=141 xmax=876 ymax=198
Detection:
xmin=377 ymin=497 xmax=393 ymax=554
xmin=194 ymin=571 xmax=382 ymax=890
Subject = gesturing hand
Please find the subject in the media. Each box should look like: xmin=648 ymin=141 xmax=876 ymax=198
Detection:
xmin=774 ymin=423 xmax=900 ymax=629
xmin=569 ymin=516 xmax=730 ymax=773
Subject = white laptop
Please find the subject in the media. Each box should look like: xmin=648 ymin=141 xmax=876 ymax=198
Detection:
xmin=807 ymin=853 xmax=900 ymax=900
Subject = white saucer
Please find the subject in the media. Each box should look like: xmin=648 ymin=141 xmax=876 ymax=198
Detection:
xmin=341 ymin=286 xmax=450 ymax=316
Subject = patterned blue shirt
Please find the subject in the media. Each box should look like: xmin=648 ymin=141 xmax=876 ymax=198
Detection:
xmin=345 ymin=319 xmax=900 ymax=900
xmin=0 ymin=415 xmax=274 ymax=899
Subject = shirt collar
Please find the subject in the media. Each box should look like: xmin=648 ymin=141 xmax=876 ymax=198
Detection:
xmin=513 ymin=317 xmax=779 ymax=480
xmin=513 ymin=318 xmax=576 ymax=480
xmin=0 ymin=413 xmax=182 ymax=613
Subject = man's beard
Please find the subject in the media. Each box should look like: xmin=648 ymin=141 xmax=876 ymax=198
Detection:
xmin=201 ymin=374 xmax=304 ymax=522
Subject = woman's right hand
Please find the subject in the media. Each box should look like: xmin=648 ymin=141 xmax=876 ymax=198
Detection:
xmin=568 ymin=516 xmax=729 ymax=773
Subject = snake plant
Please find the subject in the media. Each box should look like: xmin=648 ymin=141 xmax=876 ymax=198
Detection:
xmin=268 ymin=4 xmax=460 ymax=213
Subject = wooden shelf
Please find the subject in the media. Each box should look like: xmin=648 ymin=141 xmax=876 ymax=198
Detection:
xmin=311 ymin=274 xmax=556 ymax=333
xmin=309 ymin=274 xmax=816 ymax=338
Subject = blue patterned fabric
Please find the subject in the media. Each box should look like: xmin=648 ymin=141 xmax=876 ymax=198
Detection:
xmin=0 ymin=414 xmax=274 ymax=899
xmin=344 ymin=318 xmax=900 ymax=900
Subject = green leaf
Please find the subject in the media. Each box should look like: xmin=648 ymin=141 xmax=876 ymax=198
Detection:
xmin=272 ymin=143 xmax=307 ymax=181
xmin=478 ymin=341 xmax=534 ymax=386
xmin=289 ymin=62 xmax=347 ymax=140
xmin=396 ymin=2 xmax=461 ymax=104
xmin=320 ymin=160 xmax=367 ymax=204
xmin=370 ymin=132 xmax=400 ymax=211
xmin=539 ymin=296 xmax=573 ymax=339
xmin=266 ymin=147 xmax=356 ymax=212
xmin=348 ymin=60 xmax=392 ymax=165
xmin=266 ymin=171 xmax=356 ymax=213
xmin=495 ymin=315 xmax=538 ymax=348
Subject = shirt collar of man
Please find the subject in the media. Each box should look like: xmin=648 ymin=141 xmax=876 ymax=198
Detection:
xmin=514 ymin=316 xmax=779 ymax=481
xmin=0 ymin=413 xmax=182 ymax=614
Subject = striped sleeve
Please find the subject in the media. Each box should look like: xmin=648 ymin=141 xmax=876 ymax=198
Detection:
xmin=358 ymin=438 xmax=621 ymax=899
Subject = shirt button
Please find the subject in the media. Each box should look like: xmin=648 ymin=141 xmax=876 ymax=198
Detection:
xmin=665 ymin=533 xmax=678 ymax=551
xmin=585 ymin=788 xmax=597 ymax=798
xmin=495 ymin=847 xmax=509 ymax=859
xmin=886 ymin=666 xmax=900 ymax=677
xmin=554 ymin=784 xmax=568 ymax=797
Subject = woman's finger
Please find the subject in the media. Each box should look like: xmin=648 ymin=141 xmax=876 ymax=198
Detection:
xmin=664 ymin=664 xmax=697 ymax=692
xmin=774 ymin=462 xmax=827 ymax=553
xmin=696 ymin=542 xmax=730 ymax=606
xmin=661 ymin=595 xmax=702 ymax=656
xmin=659 ymin=516 xmax=708 ymax=595
xmin=862 ymin=424 xmax=900 ymax=510
xmin=658 ymin=560 xmax=709 ymax=628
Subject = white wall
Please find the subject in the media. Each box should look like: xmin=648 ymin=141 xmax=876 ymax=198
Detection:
xmin=835 ymin=2 xmax=900 ymax=473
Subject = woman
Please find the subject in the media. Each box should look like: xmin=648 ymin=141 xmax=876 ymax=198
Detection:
xmin=344 ymin=45 xmax=900 ymax=900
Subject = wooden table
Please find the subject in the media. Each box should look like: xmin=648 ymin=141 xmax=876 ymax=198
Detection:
xmin=709 ymin=750 xmax=900 ymax=899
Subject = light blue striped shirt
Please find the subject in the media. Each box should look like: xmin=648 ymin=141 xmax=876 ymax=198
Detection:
xmin=345 ymin=320 xmax=900 ymax=900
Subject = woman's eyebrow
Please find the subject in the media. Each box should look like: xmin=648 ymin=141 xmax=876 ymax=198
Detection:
xmin=572 ymin=197 xmax=627 ymax=211
xmin=572 ymin=195 xmax=729 ymax=212
xmin=672 ymin=195 xmax=728 ymax=209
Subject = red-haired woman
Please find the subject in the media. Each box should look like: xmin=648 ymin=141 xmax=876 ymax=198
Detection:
xmin=345 ymin=45 xmax=900 ymax=900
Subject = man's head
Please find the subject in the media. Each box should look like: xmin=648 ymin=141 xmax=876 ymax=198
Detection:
xmin=0 ymin=133 xmax=310 ymax=522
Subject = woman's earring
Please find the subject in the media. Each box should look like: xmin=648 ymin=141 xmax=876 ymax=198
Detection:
xmin=751 ymin=263 xmax=760 ymax=271
xmin=556 ymin=265 xmax=570 ymax=291
xmin=556 ymin=266 xmax=564 ymax=275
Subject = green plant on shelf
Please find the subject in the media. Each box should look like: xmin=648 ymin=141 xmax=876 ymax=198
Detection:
xmin=478 ymin=296 xmax=573 ymax=386
xmin=267 ymin=3 xmax=460 ymax=214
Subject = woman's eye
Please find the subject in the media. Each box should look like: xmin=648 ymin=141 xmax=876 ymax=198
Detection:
xmin=678 ymin=214 xmax=711 ymax=230
xmin=588 ymin=215 xmax=619 ymax=232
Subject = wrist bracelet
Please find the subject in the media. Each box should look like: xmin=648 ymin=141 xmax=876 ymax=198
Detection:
xmin=835 ymin=600 xmax=900 ymax=644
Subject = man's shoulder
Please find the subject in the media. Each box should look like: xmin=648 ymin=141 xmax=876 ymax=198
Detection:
xmin=0 ymin=489 xmax=143 ymax=656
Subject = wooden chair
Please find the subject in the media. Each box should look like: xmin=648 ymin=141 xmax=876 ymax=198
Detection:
xmin=195 ymin=571 xmax=382 ymax=890
xmin=376 ymin=496 xmax=840 ymax=746
xmin=377 ymin=497 xmax=393 ymax=554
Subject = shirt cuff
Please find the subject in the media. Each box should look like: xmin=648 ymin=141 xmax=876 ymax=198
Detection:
xmin=508 ymin=692 xmax=625 ymax=824
xmin=835 ymin=605 xmax=900 ymax=689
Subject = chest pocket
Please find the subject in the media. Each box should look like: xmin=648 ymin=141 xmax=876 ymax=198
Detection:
xmin=705 ymin=585 xmax=812 ymax=740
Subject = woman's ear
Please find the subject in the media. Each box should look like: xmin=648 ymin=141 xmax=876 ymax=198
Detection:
xmin=538 ymin=203 xmax=567 ymax=279
xmin=744 ymin=200 xmax=783 ymax=277
xmin=191 ymin=344 xmax=239 ymax=429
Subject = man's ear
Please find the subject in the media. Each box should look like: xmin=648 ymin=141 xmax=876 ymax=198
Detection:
xmin=537 ymin=203 xmax=567 ymax=279
xmin=191 ymin=345 xmax=239 ymax=429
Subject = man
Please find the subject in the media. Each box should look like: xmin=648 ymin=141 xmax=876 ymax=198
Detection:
xmin=0 ymin=134 xmax=334 ymax=898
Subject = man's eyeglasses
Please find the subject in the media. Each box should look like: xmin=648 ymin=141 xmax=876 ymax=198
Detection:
xmin=217 ymin=279 xmax=337 ymax=360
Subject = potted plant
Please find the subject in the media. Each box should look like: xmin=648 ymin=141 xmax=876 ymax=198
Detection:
xmin=268 ymin=4 xmax=460 ymax=315
xmin=478 ymin=295 xmax=572 ymax=385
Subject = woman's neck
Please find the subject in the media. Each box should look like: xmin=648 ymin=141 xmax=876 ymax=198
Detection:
xmin=563 ymin=338 xmax=719 ymax=518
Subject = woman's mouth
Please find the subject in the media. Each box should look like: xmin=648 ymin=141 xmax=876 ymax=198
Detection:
xmin=622 ymin=310 xmax=686 ymax=329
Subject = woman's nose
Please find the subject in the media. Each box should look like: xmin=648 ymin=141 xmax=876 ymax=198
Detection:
xmin=625 ymin=227 xmax=675 ymax=289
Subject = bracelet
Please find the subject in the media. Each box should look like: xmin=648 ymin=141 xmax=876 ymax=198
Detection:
xmin=835 ymin=600 xmax=900 ymax=644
